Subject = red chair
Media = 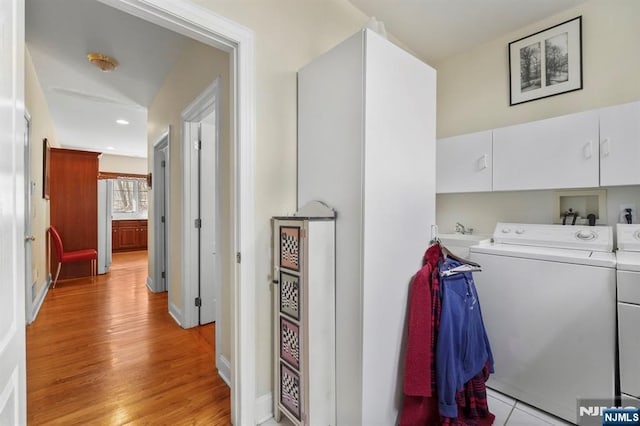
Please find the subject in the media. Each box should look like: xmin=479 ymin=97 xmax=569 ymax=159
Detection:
xmin=49 ymin=225 xmax=98 ymax=288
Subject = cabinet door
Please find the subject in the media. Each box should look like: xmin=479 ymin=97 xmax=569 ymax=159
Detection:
xmin=599 ymin=101 xmax=640 ymax=187
xmin=118 ymin=221 xmax=139 ymax=250
xmin=493 ymin=110 xmax=599 ymax=191
xmin=436 ymin=130 xmax=492 ymax=193
xmin=139 ymin=220 xmax=148 ymax=249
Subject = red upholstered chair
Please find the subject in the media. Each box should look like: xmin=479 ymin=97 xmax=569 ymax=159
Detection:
xmin=49 ymin=225 xmax=98 ymax=288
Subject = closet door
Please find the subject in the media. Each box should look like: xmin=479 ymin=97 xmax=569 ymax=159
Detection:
xmin=493 ymin=110 xmax=599 ymax=191
xmin=437 ymin=130 xmax=493 ymax=193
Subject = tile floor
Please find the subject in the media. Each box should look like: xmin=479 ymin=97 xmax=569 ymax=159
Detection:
xmin=487 ymin=388 xmax=573 ymax=425
xmin=260 ymin=388 xmax=574 ymax=425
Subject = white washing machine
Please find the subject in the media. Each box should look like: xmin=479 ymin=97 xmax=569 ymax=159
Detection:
xmin=616 ymin=224 xmax=640 ymax=403
xmin=469 ymin=223 xmax=617 ymax=424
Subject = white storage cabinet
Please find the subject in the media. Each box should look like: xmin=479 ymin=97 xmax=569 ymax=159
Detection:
xmin=599 ymin=101 xmax=640 ymax=187
xmin=493 ymin=110 xmax=599 ymax=191
xmin=272 ymin=205 xmax=336 ymax=425
xmin=297 ymin=28 xmax=436 ymax=425
xmin=436 ymin=130 xmax=493 ymax=193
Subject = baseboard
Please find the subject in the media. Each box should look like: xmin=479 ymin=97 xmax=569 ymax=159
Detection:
xmin=217 ymin=354 xmax=231 ymax=387
xmin=146 ymin=276 xmax=155 ymax=293
xmin=255 ymin=392 xmax=273 ymax=425
xmin=169 ymin=302 xmax=183 ymax=327
xmin=30 ymin=275 xmax=51 ymax=323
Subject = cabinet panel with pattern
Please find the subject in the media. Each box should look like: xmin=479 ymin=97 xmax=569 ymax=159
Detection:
xmin=272 ymin=202 xmax=336 ymax=425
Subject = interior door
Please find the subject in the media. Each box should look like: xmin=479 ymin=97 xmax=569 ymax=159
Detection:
xmin=0 ymin=0 xmax=27 ymax=423
xmin=199 ymin=110 xmax=217 ymax=325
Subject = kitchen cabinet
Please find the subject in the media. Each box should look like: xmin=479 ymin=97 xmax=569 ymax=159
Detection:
xmin=493 ymin=110 xmax=599 ymax=191
xmin=298 ymin=28 xmax=436 ymax=425
xmin=436 ymin=130 xmax=492 ymax=193
xmin=112 ymin=219 xmax=147 ymax=252
xmin=599 ymin=101 xmax=640 ymax=187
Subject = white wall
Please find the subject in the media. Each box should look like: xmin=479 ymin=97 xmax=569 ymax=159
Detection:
xmin=436 ymin=0 xmax=640 ymax=233
xmin=25 ymin=48 xmax=59 ymax=315
xmin=191 ymin=0 xmax=369 ymax=400
xmin=99 ymin=153 xmax=147 ymax=175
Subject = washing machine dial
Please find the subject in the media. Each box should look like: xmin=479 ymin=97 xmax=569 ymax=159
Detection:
xmin=501 ymin=228 xmax=511 ymax=233
xmin=575 ymin=230 xmax=596 ymax=241
xmin=515 ymin=229 xmax=525 ymax=235
xmin=633 ymin=230 xmax=640 ymax=241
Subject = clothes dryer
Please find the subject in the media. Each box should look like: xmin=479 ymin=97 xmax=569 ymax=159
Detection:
xmin=616 ymin=224 xmax=640 ymax=403
xmin=469 ymin=223 xmax=617 ymax=424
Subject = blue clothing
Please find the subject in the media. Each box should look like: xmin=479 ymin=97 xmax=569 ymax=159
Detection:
xmin=436 ymin=259 xmax=494 ymax=418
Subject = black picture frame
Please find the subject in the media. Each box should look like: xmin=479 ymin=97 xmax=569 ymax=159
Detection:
xmin=509 ymin=16 xmax=582 ymax=106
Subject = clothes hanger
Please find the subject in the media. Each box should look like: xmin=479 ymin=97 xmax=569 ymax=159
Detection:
xmin=429 ymin=224 xmax=482 ymax=271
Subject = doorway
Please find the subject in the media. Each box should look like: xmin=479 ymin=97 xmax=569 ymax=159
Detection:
xmin=152 ymin=129 xmax=170 ymax=295
xmin=88 ymin=2 xmax=257 ymax=421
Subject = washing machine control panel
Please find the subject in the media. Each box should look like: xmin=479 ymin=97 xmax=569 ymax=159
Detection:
xmin=616 ymin=224 xmax=640 ymax=251
xmin=493 ymin=223 xmax=613 ymax=252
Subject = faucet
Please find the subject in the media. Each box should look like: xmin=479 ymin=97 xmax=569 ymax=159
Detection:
xmin=455 ymin=222 xmax=473 ymax=235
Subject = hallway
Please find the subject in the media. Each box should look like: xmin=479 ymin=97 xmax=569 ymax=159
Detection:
xmin=26 ymin=251 xmax=231 ymax=425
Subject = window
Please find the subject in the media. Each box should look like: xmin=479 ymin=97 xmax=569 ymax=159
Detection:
xmin=113 ymin=178 xmax=148 ymax=214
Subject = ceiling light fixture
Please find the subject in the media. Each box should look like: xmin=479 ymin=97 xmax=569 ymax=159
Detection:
xmin=116 ymin=119 xmax=129 ymax=125
xmin=87 ymin=52 xmax=119 ymax=72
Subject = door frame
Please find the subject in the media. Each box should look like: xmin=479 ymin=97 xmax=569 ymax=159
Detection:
xmin=152 ymin=129 xmax=170 ymax=294
xmin=96 ymin=1 xmax=256 ymax=423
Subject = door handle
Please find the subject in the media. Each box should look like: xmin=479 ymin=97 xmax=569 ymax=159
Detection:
xmin=583 ymin=141 xmax=593 ymax=159
xmin=25 ymin=235 xmax=35 ymax=242
xmin=600 ymin=138 xmax=611 ymax=157
xmin=477 ymin=154 xmax=489 ymax=170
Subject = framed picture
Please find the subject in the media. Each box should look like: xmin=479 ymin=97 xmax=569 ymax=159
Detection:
xmin=509 ymin=16 xmax=582 ymax=106
xmin=42 ymin=138 xmax=50 ymax=200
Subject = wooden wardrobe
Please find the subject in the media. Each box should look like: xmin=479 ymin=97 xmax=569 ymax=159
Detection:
xmin=49 ymin=148 xmax=100 ymax=280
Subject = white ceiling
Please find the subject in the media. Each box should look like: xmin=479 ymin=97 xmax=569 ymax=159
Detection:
xmin=26 ymin=0 xmax=195 ymax=158
xmin=347 ymin=0 xmax=587 ymax=63
xmin=25 ymin=0 xmax=587 ymax=158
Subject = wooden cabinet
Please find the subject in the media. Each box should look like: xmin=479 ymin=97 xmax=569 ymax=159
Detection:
xmin=112 ymin=220 xmax=147 ymax=252
xmin=50 ymin=148 xmax=100 ymax=280
xmin=436 ymin=130 xmax=493 ymax=193
xmin=599 ymin=101 xmax=640 ymax=187
xmin=493 ymin=110 xmax=599 ymax=191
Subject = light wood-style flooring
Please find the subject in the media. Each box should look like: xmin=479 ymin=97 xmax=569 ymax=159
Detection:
xmin=26 ymin=251 xmax=231 ymax=425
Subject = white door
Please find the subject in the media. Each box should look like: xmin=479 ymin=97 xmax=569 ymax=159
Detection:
xmin=0 ymin=0 xmax=27 ymax=423
xmin=599 ymin=101 xmax=640 ymax=187
xmin=199 ymin=110 xmax=217 ymax=325
xmin=152 ymin=132 xmax=169 ymax=294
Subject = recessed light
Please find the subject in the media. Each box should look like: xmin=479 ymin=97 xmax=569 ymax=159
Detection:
xmin=116 ymin=119 xmax=129 ymax=125
xmin=106 ymin=146 xmax=115 ymax=150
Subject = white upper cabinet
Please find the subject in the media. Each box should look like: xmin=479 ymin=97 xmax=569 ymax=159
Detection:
xmin=493 ymin=110 xmax=599 ymax=191
xmin=599 ymin=101 xmax=640 ymax=187
xmin=436 ymin=130 xmax=492 ymax=193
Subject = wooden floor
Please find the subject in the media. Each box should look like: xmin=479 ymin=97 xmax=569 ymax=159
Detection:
xmin=26 ymin=251 xmax=231 ymax=425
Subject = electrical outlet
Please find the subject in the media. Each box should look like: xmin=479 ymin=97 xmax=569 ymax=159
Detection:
xmin=619 ymin=203 xmax=637 ymax=224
